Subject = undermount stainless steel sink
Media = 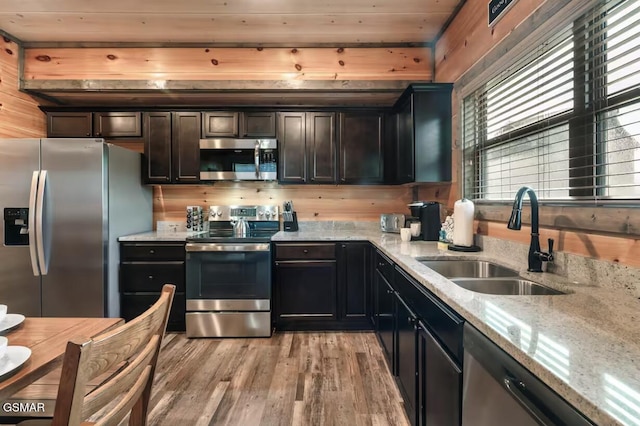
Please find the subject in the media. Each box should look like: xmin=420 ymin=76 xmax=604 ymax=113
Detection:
xmin=451 ymin=278 xmax=566 ymax=295
xmin=419 ymin=260 xmax=518 ymax=279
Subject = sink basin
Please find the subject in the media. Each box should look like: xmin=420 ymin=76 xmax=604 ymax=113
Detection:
xmin=419 ymin=260 xmax=518 ymax=279
xmin=451 ymin=278 xmax=566 ymax=295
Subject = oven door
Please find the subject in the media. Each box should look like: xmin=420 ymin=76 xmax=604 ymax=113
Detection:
xmin=185 ymin=242 xmax=271 ymax=311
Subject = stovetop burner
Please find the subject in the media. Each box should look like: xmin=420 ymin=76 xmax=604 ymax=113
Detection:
xmin=186 ymin=229 xmax=279 ymax=243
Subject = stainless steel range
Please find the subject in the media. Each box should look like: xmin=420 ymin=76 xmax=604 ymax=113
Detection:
xmin=185 ymin=205 xmax=279 ymax=338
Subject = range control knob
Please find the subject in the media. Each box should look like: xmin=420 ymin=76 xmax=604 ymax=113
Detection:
xmin=258 ymin=211 xmax=264 ymax=217
xmin=216 ymin=211 xmax=223 ymax=217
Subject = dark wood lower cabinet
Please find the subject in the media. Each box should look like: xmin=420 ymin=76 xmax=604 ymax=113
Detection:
xmin=375 ymin=268 xmax=396 ymax=373
xmin=274 ymin=242 xmax=372 ymax=330
xmin=396 ymin=293 xmax=418 ymax=426
xmin=274 ymin=260 xmax=338 ymax=322
xmin=419 ymin=323 xmax=462 ymax=426
xmin=119 ymin=242 xmax=186 ymax=331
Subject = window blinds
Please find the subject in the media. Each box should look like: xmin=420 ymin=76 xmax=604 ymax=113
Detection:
xmin=463 ymin=0 xmax=640 ymax=202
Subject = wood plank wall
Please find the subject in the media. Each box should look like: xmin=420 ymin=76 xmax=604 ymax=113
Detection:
xmin=0 ymin=38 xmax=45 ymax=137
xmin=434 ymin=0 xmax=640 ymax=268
xmin=23 ymin=47 xmax=433 ymax=81
xmin=153 ymin=183 xmax=413 ymax=224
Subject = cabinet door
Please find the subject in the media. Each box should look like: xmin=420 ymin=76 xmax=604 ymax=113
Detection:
xmin=172 ymin=112 xmax=201 ymax=183
xmin=419 ymin=324 xmax=461 ymax=426
xmin=396 ymin=294 xmax=418 ymax=426
xmin=277 ymin=112 xmax=307 ymax=183
xmin=397 ymin=95 xmax=415 ymax=183
xmin=275 ymin=260 xmax=337 ymax=321
xmin=338 ymin=242 xmax=369 ymax=321
xmin=202 ymin=112 xmax=239 ymax=137
xmin=307 ymin=112 xmax=336 ymax=183
xmin=47 ymin=112 xmax=92 ymax=137
xmin=413 ymin=88 xmax=452 ymax=182
xmin=143 ymin=112 xmax=172 ymax=184
xmin=376 ymin=272 xmax=396 ymax=374
xmin=241 ymin=112 xmax=276 ymax=137
xmin=93 ymin=112 xmax=142 ymax=138
xmin=338 ymin=112 xmax=384 ymax=183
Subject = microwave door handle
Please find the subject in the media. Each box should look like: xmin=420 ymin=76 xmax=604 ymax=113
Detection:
xmin=28 ymin=171 xmax=41 ymax=276
xmin=255 ymin=141 xmax=260 ymax=178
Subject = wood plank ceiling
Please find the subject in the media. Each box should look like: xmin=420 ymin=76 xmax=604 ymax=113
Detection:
xmin=0 ymin=0 xmax=461 ymax=45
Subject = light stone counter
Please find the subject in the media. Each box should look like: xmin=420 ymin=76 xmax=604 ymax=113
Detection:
xmin=118 ymin=231 xmax=206 ymax=242
xmin=273 ymin=224 xmax=640 ymax=426
xmin=120 ymin=223 xmax=640 ymax=425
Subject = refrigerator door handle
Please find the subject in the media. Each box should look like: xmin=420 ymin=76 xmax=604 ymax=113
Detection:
xmin=28 ymin=171 xmax=41 ymax=276
xmin=35 ymin=170 xmax=49 ymax=275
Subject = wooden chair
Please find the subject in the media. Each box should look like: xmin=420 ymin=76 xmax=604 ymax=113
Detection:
xmin=17 ymin=284 xmax=175 ymax=426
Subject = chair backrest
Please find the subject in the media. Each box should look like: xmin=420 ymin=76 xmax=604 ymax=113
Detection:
xmin=51 ymin=284 xmax=175 ymax=426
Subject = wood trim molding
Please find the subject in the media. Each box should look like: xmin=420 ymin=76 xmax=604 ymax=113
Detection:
xmin=22 ymin=79 xmax=424 ymax=92
xmin=21 ymin=41 xmax=434 ymax=49
xmin=476 ymin=204 xmax=640 ymax=236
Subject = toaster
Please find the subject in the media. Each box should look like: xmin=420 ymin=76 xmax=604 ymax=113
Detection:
xmin=380 ymin=214 xmax=405 ymax=233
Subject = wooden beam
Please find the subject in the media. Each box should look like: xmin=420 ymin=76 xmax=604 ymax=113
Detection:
xmin=22 ymin=79 xmax=423 ymax=92
xmin=21 ymin=42 xmax=433 ymax=49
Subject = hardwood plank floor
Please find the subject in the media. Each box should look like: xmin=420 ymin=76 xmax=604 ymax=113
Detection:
xmin=147 ymin=332 xmax=410 ymax=426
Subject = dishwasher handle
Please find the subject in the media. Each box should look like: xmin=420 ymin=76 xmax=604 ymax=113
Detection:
xmin=503 ymin=375 xmax=554 ymax=426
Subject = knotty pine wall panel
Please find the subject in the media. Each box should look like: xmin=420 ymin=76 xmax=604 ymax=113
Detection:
xmin=24 ymin=47 xmax=432 ymax=81
xmin=0 ymin=38 xmax=46 ymax=137
xmin=153 ymin=183 xmax=412 ymax=224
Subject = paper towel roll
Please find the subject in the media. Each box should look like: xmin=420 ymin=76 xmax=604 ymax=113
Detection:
xmin=453 ymin=198 xmax=474 ymax=247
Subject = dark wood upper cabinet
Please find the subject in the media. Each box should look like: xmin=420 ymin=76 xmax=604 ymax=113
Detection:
xmin=391 ymin=84 xmax=453 ymax=183
xmin=396 ymin=96 xmax=415 ymax=183
xmin=241 ymin=112 xmax=276 ymax=137
xmin=307 ymin=112 xmax=336 ymax=184
xmin=277 ymin=112 xmax=307 ymax=183
xmin=143 ymin=112 xmax=172 ymax=184
xmin=172 ymin=112 xmax=201 ymax=183
xmin=93 ymin=112 xmax=142 ymax=138
xmin=338 ymin=112 xmax=384 ymax=184
xmin=47 ymin=112 xmax=141 ymax=138
xmin=47 ymin=112 xmax=93 ymax=137
xmin=202 ymin=112 xmax=239 ymax=137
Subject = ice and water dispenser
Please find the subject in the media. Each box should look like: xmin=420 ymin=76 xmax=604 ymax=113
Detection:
xmin=3 ymin=208 xmax=29 ymax=246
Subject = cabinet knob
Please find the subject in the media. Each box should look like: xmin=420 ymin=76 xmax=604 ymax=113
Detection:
xmin=96 ymin=132 xmax=101 ymax=136
xmin=148 ymin=275 xmax=154 ymax=280
xmin=85 ymin=132 xmax=90 ymax=136
xmin=149 ymin=249 xmax=155 ymax=254
xmin=303 ymin=249 xmax=309 ymax=254
xmin=341 ymin=244 xmax=346 ymax=248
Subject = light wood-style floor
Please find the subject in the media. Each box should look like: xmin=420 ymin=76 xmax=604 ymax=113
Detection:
xmin=147 ymin=332 xmax=410 ymax=426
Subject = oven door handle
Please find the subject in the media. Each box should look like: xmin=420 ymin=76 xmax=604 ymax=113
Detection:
xmin=186 ymin=243 xmax=270 ymax=252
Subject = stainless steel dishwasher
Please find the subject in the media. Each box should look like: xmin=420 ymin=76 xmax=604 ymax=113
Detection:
xmin=462 ymin=324 xmax=594 ymax=426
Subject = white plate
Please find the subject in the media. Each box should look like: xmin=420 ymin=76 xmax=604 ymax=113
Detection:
xmin=0 ymin=346 xmax=31 ymax=380
xmin=0 ymin=314 xmax=26 ymax=334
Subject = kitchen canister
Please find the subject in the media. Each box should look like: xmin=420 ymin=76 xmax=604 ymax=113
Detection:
xmin=452 ymin=198 xmax=475 ymax=247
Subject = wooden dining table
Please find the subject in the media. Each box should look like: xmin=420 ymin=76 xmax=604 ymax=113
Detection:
xmin=0 ymin=317 xmax=123 ymax=402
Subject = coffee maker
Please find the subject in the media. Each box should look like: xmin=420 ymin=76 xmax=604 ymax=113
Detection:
xmin=407 ymin=201 xmax=441 ymax=241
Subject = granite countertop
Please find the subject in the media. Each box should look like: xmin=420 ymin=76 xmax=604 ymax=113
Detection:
xmin=121 ymin=225 xmax=640 ymax=425
xmin=118 ymin=231 xmax=206 ymax=242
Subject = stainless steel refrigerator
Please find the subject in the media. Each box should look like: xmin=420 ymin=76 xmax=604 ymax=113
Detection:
xmin=0 ymin=138 xmax=152 ymax=318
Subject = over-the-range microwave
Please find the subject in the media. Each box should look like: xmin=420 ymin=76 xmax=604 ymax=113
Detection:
xmin=199 ymin=138 xmax=277 ymax=181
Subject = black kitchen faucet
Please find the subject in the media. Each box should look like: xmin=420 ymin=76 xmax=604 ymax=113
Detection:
xmin=507 ymin=186 xmax=554 ymax=272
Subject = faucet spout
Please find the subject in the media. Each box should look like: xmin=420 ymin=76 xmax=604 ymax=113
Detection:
xmin=507 ymin=186 xmax=551 ymax=272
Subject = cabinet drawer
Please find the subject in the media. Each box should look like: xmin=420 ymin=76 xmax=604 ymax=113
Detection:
xmin=120 ymin=261 xmax=185 ymax=292
xmin=120 ymin=243 xmax=185 ymax=261
xmin=275 ymin=243 xmax=336 ymax=260
xmin=375 ymin=250 xmax=394 ymax=283
xmin=120 ymin=293 xmax=185 ymax=332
